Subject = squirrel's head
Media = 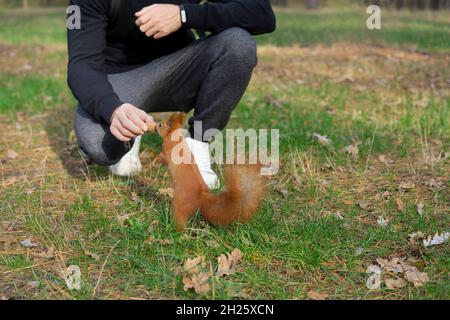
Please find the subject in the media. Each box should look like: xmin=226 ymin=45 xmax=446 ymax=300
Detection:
xmin=157 ymin=113 xmax=186 ymax=139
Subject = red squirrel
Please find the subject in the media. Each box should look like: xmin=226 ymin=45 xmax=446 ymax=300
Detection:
xmin=154 ymin=113 xmax=265 ymax=231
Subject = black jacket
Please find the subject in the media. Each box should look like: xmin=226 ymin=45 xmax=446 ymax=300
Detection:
xmin=67 ymin=0 xmax=276 ymax=123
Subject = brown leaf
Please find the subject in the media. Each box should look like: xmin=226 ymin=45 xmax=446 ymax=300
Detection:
xmin=217 ymin=249 xmax=243 ymax=277
xmin=358 ymin=201 xmax=370 ymax=210
xmin=399 ymin=182 xmax=415 ymax=190
xmin=25 ymin=281 xmax=40 ymax=291
xmin=400 ymin=261 xmax=429 ymax=287
xmin=396 ymin=197 xmax=404 ymax=212
xmin=7 ymin=150 xmax=19 ymax=160
xmin=158 ymin=188 xmax=174 ymax=198
xmin=343 ymin=144 xmax=359 ymax=160
xmin=376 ymin=258 xmax=403 ymax=273
xmin=183 ymin=256 xmax=204 ymax=274
xmin=307 ymin=290 xmax=329 ymax=300
xmin=35 ymin=245 xmax=55 ymax=259
xmin=378 ymin=154 xmax=394 ymax=165
xmin=183 ymin=272 xmax=211 ymax=294
xmin=408 ymin=231 xmax=426 ymax=244
xmin=384 ymin=278 xmax=407 ymax=290
xmin=405 ymin=270 xmax=429 ymax=287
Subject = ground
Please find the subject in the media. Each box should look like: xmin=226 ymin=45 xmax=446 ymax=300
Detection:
xmin=0 ymin=6 xmax=449 ymax=300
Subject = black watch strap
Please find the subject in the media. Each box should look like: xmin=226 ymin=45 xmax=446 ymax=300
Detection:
xmin=179 ymin=4 xmax=187 ymax=25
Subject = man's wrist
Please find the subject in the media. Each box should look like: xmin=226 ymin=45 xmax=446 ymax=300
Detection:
xmin=179 ymin=4 xmax=187 ymax=25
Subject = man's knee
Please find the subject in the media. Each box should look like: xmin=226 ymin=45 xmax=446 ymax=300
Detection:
xmin=79 ymin=144 xmax=123 ymax=166
xmin=214 ymin=27 xmax=257 ymax=70
xmin=75 ymin=105 xmax=128 ymax=166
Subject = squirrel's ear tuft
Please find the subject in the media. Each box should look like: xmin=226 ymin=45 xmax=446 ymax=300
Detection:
xmin=169 ymin=113 xmax=185 ymax=126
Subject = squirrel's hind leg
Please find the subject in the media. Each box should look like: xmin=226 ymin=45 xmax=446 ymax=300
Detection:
xmin=172 ymin=193 xmax=197 ymax=231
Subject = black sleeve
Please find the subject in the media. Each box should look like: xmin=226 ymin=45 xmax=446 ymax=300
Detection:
xmin=67 ymin=0 xmax=122 ymax=124
xmin=183 ymin=0 xmax=276 ymax=35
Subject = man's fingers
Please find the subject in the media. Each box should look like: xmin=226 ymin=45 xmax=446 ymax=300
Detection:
xmin=118 ymin=115 xmax=142 ymax=136
xmin=117 ymin=124 xmax=136 ymax=139
xmin=111 ymin=126 xmax=131 ymax=142
xmin=136 ymin=12 xmax=152 ymax=26
xmin=153 ymin=31 xmax=166 ymax=40
xmin=145 ymin=26 xmax=159 ymax=38
xmin=135 ymin=6 xmax=150 ymax=17
xmin=128 ymin=111 xmax=148 ymax=132
xmin=139 ymin=19 xmax=155 ymax=33
xmin=135 ymin=5 xmax=157 ymax=22
xmin=136 ymin=108 xmax=153 ymax=121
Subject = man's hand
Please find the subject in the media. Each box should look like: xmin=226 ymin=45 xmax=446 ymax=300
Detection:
xmin=110 ymin=103 xmax=154 ymax=142
xmin=135 ymin=4 xmax=182 ymax=39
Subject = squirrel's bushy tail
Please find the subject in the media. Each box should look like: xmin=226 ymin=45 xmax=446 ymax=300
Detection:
xmin=198 ymin=165 xmax=265 ymax=226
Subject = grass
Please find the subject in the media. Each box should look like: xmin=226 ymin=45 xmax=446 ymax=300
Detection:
xmin=0 ymin=6 xmax=449 ymax=300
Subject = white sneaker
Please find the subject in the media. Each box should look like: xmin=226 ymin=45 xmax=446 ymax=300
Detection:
xmin=109 ymin=136 xmax=142 ymax=177
xmin=185 ymin=137 xmax=220 ymax=189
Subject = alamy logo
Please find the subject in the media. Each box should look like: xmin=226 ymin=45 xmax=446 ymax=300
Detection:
xmin=67 ymin=5 xmax=81 ymax=30
xmin=367 ymin=5 xmax=381 ymax=30
xmin=170 ymin=122 xmax=280 ymax=176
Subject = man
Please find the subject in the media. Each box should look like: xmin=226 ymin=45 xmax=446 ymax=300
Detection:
xmin=68 ymin=0 xmax=276 ymax=188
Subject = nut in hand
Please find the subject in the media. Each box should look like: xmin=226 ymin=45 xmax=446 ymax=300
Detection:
xmin=147 ymin=122 xmax=158 ymax=133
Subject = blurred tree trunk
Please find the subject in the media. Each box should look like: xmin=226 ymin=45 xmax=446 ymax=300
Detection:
xmin=23 ymin=0 xmax=29 ymax=11
xmin=430 ymin=0 xmax=441 ymax=9
xmin=305 ymin=0 xmax=319 ymax=9
xmin=395 ymin=0 xmax=404 ymax=9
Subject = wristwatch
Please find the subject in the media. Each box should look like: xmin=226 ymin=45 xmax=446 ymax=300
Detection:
xmin=179 ymin=4 xmax=187 ymax=25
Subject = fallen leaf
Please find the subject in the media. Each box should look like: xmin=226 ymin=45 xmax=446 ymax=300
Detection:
xmin=183 ymin=272 xmax=211 ymax=294
xmin=158 ymin=188 xmax=174 ymax=198
xmin=343 ymin=144 xmax=359 ymax=160
xmin=404 ymin=269 xmax=429 ymax=287
xmin=217 ymin=249 xmax=243 ymax=277
xmin=378 ymin=154 xmax=394 ymax=165
xmin=35 ymin=245 xmax=55 ymax=259
xmin=358 ymin=201 xmax=370 ymax=210
xmin=184 ymin=256 xmax=204 ymax=274
xmin=409 ymin=231 xmax=426 ymax=243
xmin=384 ymin=278 xmax=407 ymax=290
xmin=399 ymin=182 xmax=415 ymax=190
xmin=7 ymin=150 xmax=19 ymax=160
xmin=376 ymin=258 xmax=403 ymax=273
xmin=399 ymin=261 xmax=429 ymax=288
xmin=25 ymin=281 xmax=40 ymax=291
xmin=396 ymin=197 xmax=405 ymax=212
xmin=312 ymin=133 xmax=331 ymax=146
xmin=307 ymin=290 xmax=329 ymax=300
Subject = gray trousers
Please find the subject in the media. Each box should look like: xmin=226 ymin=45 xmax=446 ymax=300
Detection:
xmin=74 ymin=27 xmax=257 ymax=166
